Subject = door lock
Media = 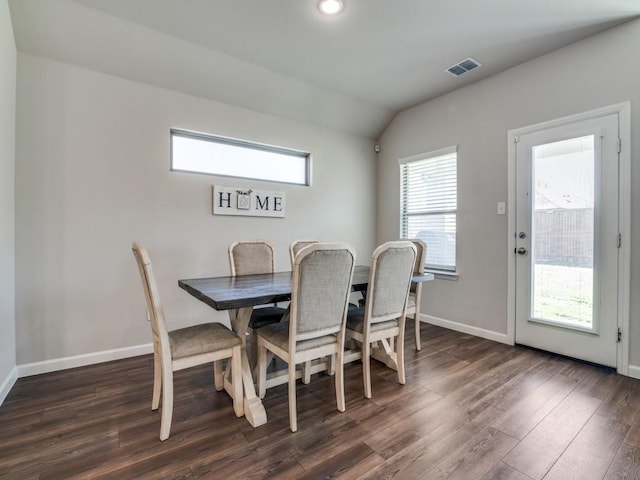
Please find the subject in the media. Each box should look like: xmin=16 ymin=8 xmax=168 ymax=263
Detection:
xmin=516 ymin=247 xmax=527 ymax=255
xmin=518 ymin=232 xmax=527 ymax=239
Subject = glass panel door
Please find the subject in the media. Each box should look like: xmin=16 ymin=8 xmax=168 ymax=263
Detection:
xmin=531 ymin=135 xmax=595 ymax=331
xmin=514 ymin=111 xmax=619 ymax=368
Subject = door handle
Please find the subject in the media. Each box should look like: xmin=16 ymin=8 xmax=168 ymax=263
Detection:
xmin=516 ymin=247 xmax=527 ymax=255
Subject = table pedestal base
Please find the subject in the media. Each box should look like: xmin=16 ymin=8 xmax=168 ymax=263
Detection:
xmin=225 ymin=307 xmax=269 ymax=427
xmin=243 ymin=397 xmax=267 ymax=427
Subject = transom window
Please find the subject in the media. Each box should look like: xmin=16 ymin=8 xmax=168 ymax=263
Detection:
xmin=171 ymin=129 xmax=311 ymax=185
xmin=400 ymin=147 xmax=457 ymax=272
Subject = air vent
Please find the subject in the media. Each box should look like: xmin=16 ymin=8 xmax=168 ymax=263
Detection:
xmin=445 ymin=57 xmax=481 ymax=77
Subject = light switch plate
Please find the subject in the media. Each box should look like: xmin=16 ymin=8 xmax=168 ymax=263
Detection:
xmin=497 ymin=202 xmax=506 ymax=215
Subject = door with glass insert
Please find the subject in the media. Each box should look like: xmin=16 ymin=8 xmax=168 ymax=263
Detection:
xmin=515 ymin=113 xmax=619 ymax=367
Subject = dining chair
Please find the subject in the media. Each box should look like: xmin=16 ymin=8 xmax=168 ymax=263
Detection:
xmin=402 ymin=238 xmax=427 ymax=350
xmin=292 ymin=239 xmax=359 ymax=308
xmin=229 ymin=240 xmax=288 ymax=369
xmin=345 ymin=240 xmax=416 ymax=399
xmin=256 ymin=243 xmax=356 ymax=432
xmin=289 ymin=240 xmax=319 ymax=383
xmin=289 ymin=239 xmax=319 ymax=266
xmin=132 ymin=242 xmax=243 ymax=441
xmin=289 ymin=239 xmax=360 ymax=382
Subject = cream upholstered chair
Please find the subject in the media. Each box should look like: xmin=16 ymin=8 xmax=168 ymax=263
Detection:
xmin=289 ymin=240 xmax=319 ymax=383
xmin=289 ymin=240 xmax=319 ymax=266
xmin=403 ymin=238 xmax=427 ymax=350
xmin=132 ymin=243 xmax=243 ymax=441
xmin=289 ymin=239 xmax=359 ymax=381
xmin=292 ymin=239 xmax=359 ymax=312
xmin=345 ymin=240 xmax=416 ymax=398
xmin=229 ymin=240 xmax=288 ymax=368
xmin=256 ymin=243 xmax=356 ymax=432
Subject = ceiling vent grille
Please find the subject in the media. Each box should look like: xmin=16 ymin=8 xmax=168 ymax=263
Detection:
xmin=445 ymin=57 xmax=481 ymax=77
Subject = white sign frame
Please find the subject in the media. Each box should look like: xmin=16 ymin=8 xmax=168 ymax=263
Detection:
xmin=212 ymin=185 xmax=286 ymax=218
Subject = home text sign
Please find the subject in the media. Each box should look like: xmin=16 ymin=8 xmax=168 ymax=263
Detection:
xmin=213 ymin=185 xmax=286 ymax=218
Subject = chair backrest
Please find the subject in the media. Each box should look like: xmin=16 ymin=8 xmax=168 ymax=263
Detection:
xmin=406 ymin=238 xmax=426 ymax=274
xmin=366 ymin=241 xmax=417 ymax=323
xmin=289 ymin=243 xmax=356 ymax=342
xmin=131 ymin=243 xmax=171 ymax=356
xmin=402 ymin=238 xmax=426 ymax=294
xmin=289 ymin=240 xmax=319 ymax=268
xmin=229 ymin=240 xmax=276 ymax=276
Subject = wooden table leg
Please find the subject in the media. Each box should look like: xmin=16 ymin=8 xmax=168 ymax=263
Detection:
xmin=228 ymin=307 xmax=267 ymax=427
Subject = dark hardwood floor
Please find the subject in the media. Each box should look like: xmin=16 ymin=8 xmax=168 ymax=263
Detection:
xmin=2 ymin=323 xmax=640 ymax=479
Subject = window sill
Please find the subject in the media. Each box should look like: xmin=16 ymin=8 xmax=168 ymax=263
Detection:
xmin=425 ymin=269 xmax=458 ymax=281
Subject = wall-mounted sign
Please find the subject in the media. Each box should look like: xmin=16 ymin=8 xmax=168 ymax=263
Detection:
xmin=212 ymin=185 xmax=286 ymax=218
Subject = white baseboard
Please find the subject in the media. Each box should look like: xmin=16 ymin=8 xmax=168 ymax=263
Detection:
xmin=421 ymin=315 xmax=638 ymax=377
xmin=627 ymin=365 xmax=640 ymax=380
xmin=0 ymin=366 xmax=18 ymax=406
xmin=420 ymin=313 xmax=512 ymax=346
xmin=16 ymin=343 xmax=153 ymax=378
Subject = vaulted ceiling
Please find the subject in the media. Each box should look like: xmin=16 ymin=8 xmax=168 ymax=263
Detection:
xmin=9 ymin=0 xmax=640 ymax=138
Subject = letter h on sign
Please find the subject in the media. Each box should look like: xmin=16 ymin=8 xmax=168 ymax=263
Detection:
xmin=218 ymin=191 xmax=232 ymax=208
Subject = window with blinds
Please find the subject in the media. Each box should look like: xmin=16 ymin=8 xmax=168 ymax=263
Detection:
xmin=400 ymin=147 xmax=457 ymax=272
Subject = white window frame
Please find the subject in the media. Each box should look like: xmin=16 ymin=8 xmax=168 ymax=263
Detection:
xmin=170 ymin=129 xmax=311 ymax=186
xmin=399 ymin=146 xmax=458 ymax=273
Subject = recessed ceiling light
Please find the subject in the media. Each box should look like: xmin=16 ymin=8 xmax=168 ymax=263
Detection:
xmin=318 ymin=0 xmax=344 ymax=15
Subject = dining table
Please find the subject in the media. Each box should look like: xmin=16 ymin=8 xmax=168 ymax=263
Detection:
xmin=178 ymin=265 xmax=434 ymax=427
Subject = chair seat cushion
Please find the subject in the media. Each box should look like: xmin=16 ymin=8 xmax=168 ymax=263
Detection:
xmin=346 ymin=308 xmax=398 ymax=334
xmin=169 ymin=322 xmax=241 ymax=359
xmin=258 ymin=322 xmax=338 ymax=352
xmin=249 ymin=306 xmax=288 ymax=329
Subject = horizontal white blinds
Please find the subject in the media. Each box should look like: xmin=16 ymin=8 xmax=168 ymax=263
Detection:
xmin=401 ymin=150 xmax=457 ymax=271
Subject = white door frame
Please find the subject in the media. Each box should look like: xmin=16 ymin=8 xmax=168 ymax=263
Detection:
xmin=507 ymin=102 xmax=631 ymax=375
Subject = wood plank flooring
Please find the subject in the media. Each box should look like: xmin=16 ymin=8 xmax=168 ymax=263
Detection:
xmin=2 ymin=323 xmax=640 ymax=479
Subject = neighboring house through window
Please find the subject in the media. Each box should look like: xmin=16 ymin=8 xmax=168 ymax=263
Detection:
xmin=400 ymin=146 xmax=457 ymax=272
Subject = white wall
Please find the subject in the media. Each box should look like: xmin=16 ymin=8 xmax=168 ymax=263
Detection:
xmin=0 ymin=0 xmax=17 ymax=400
xmin=378 ymin=19 xmax=640 ymax=360
xmin=15 ymin=54 xmax=376 ymax=367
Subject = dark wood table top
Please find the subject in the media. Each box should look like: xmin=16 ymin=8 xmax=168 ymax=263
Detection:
xmin=179 ymin=265 xmax=434 ymax=311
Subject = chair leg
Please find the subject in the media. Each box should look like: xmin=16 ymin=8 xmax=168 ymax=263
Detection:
xmin=328 ymin=354 xmax=336 ymax=376
xmin=363 ymin=340 xmax=372 ymax=399
xmin=255 ymin=351 xmax=276 ymax=380
xmin=257 ymin=337 xmax=268 ymax=399
xmin=152 ymin=351 xmax=162 ymax=411
xmin=288 ymin=361 xmax=298 ymax=432
xmin=335 ymin=348 xmax=345 ymax=412
xmin=159 ymin=366 xmax=173 ymax=441
xmin=398 ymin=329 xmax=406 ymax=386
xmin=415 ymin=314 xmax=422 ymax=351
xmin=302 ymin=361 xmax=311 ymax=384
xmin=248 ymin=327 xmax=258 ymax=373
xmin=230 ymin=346 xmax=244 ymax=417
xmin=214 ymin=360 xmax=224 ymax=391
